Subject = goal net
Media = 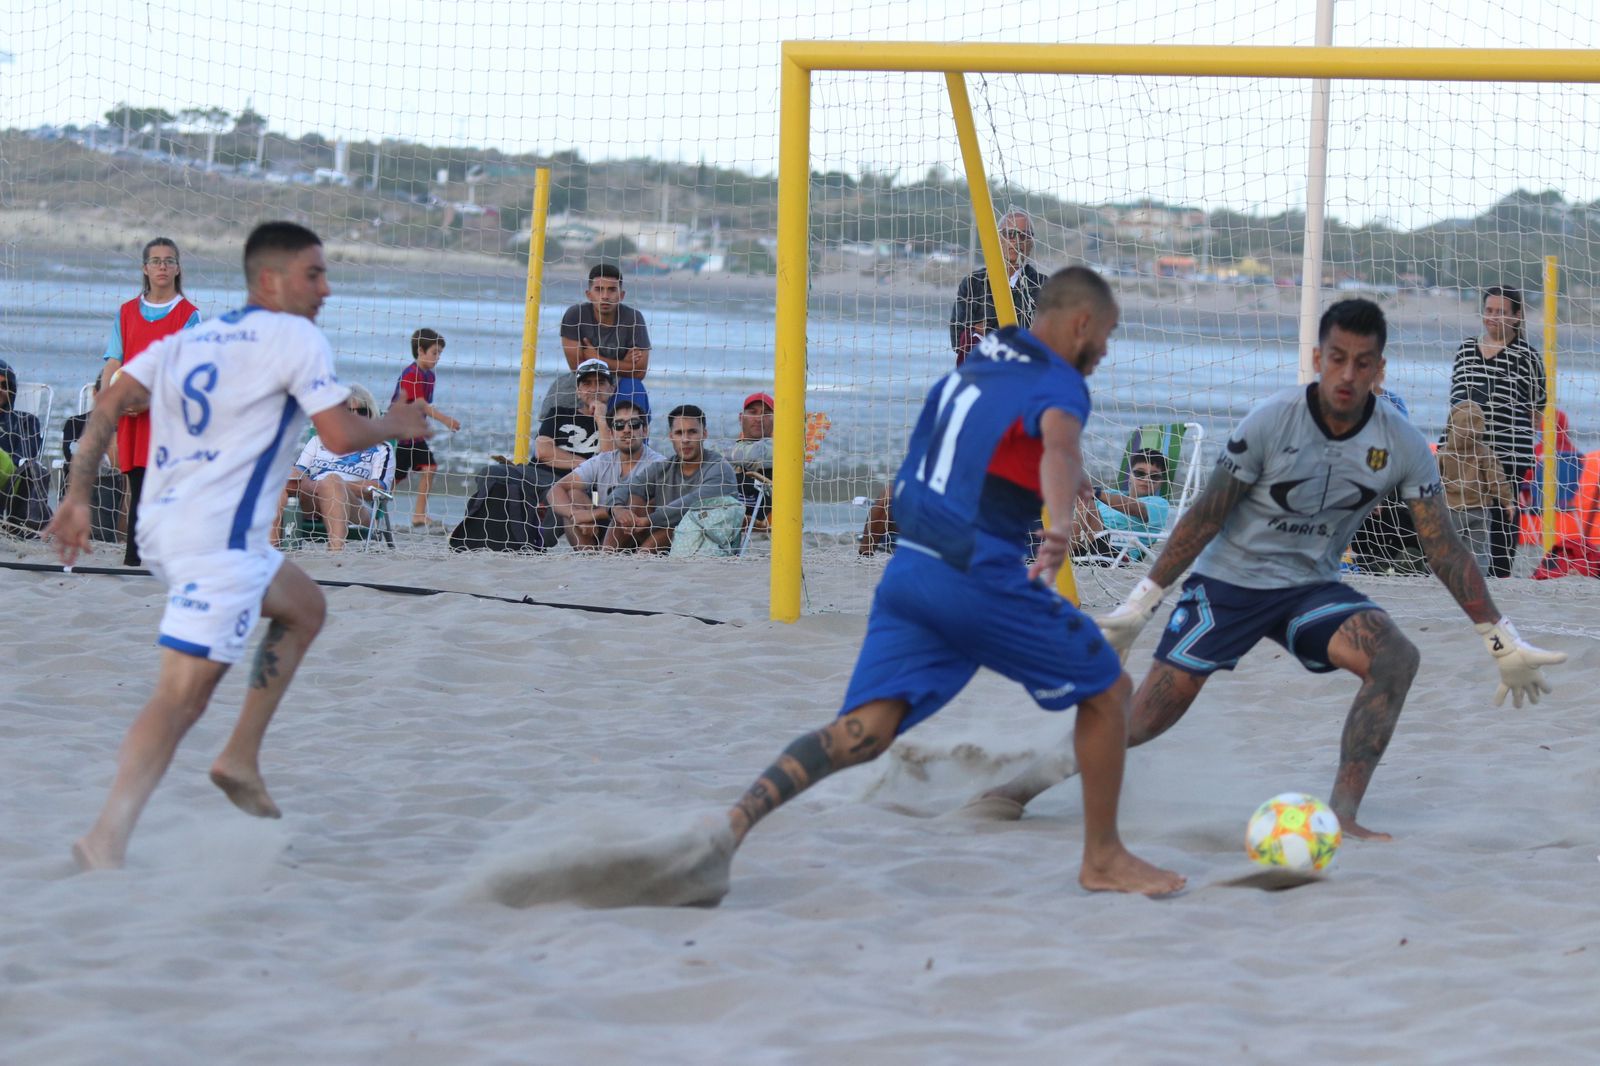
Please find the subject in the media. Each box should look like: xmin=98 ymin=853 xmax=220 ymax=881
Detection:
xmin=3 ymin=5 xmax=1599 ymax=617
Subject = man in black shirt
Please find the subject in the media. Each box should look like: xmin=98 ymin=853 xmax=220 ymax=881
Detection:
xmin=949 ymin=209 xmax=1047 ymax=366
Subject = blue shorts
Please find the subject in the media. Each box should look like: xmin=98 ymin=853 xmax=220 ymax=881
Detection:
xmin=838 ymin=540 xmax=1123 ymax=734
xmin=1153 ymin=573 xmax=1379 ymax=676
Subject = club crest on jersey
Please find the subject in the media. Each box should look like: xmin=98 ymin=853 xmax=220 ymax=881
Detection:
xmin=1366 ymin=447 xmax=1389 ymax=472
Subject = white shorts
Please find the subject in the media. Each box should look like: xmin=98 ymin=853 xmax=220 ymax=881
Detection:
xmin=147 ymin=549 xmax=285 ymax=664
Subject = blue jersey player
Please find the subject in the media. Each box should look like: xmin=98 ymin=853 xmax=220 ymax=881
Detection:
xmin=967 ymin=299 xmax=1565 ymax=840
xmin=649 ymin=268 xmax=1186 ymax=904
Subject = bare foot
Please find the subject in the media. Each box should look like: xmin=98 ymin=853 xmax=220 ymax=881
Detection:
xmin=209 ymin=765 xmax=282 ymax=819
xmin=72 ymin=835 xmax=123 ymax=871
xmin=948 ymin=794 xmax=1027 ymax=821
xmin=1342 ymin=820 xmax=1392 ymax=842
xmin=1079 ymin=847 xmax=1187 ymax=896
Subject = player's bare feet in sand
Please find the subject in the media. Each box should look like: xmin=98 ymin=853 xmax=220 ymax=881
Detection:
xmin=209 ymin=764 xmax=282 ymax=819
xmin=72 ymin=834 xmax=123 ymax=871
xmin=1341 ymin=819 xmax=1392 ymax=841
xmin=1079 ymin=846 xmax=1186 ymax=896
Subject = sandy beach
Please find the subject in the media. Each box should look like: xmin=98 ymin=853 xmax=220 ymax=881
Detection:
xmin=1 ymin=538 xmax=1597 ymax=1063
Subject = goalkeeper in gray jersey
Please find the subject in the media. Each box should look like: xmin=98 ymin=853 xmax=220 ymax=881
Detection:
xmin=963 ymin=299 xmax=1564 ymax=840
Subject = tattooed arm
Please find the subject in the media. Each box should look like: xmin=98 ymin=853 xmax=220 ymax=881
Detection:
xmin=1144 ymin=469 xmax=1253 ymax=590
xmin=1406 ymin=493 xmax=1499 ymax=625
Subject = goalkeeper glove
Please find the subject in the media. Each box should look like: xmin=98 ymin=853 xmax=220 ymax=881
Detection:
xmin=1096 ymin=576 xmax=1170 ymax=664
xmin=1475 ymin=617 xmax=1566 ymax=708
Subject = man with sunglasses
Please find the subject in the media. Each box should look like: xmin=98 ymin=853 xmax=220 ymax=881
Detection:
xmin=1074 ymin=449 xmax=1171 ymax=561
xmin=547 ymin=396 xmax=663 ymax=550
xmin=949 ymin=209 xmax=1046 ymax=367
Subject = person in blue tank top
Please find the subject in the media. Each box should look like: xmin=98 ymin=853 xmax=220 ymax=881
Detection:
xmin=965 ymin=299 xmax=1566 ymax=842
xmin=611 ymin=267 xmax=1187 ymax=906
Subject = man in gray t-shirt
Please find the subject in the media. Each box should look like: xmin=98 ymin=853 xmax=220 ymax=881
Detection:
xmin=604 ymin=403 xmax=738 ymax=553
xmin=546 ymin=396 xmax=663 ymax=550
xmin=963 ymin=299 xmax=1563 ymax=840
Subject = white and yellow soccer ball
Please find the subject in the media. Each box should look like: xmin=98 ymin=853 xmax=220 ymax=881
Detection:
xmin=1245 ymin=792 xmax=1342 ymax=872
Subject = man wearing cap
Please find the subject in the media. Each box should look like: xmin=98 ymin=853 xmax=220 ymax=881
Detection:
xmin=727 ymin=391 xmax=775 ymax=522
xmin=949 ymin=208 xmax=1047 ymax=367
xmin=546 ymin=394 xmax=664 ymax=550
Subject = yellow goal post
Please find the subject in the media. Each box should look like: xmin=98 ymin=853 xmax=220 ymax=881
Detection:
xmin=770 ymin=43 xmax=1600 ymax=622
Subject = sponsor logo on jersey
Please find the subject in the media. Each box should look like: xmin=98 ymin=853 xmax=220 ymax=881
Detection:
xmin=169 ymin=581 xmax=212 ymax=612
xmin=154 ymin=445 xmax=222 ymax=470
xmin=1366 ymin=447 xmax=1389 ymax=471
xmin=1227 ymin=437 xmax=1248 ymax=454
xmin=974 ymin=331 xmax=1032 ymax=363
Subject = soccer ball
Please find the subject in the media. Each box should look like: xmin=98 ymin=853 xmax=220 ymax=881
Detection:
xmin=1245 ymin=792 xmax=1342 ymax=872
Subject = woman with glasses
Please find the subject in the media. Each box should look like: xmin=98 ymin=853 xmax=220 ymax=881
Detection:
xmin=97 ymin=237 xmax=202 ymax=566
xmin=282 ymin=385 xmax=395 ymax=551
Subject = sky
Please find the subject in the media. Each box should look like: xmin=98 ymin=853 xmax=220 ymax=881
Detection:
xmin=7 ymin=0 xmax=1600 ymax=229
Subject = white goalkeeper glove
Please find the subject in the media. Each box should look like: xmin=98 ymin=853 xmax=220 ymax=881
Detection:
xmin=1475 ymin=617 xmax=1566 ymax=708
xmin=1096 ymin=576 xmax=1170 ymax=664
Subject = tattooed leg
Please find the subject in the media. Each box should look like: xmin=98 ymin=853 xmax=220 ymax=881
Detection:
xmin=210 ymin=562 xmax=328 ymax=819
xmin=1127 ymin=662 xmax=1209 ymax=747
xmin=1324 ymin=609 xmax=1420 ymax=841
xmin=727 ymin=699 xmax=906 ymax=844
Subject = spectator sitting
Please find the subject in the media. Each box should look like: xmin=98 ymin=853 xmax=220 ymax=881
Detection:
xmin=547 ymin=395 xmax=664 ymax=550
xmin=0 ymin=359 xmax=43 ymax=463
xmin=1438 ymin=400 xmax=1514 ymax=575
xmin=541 ymin=263 xmax=652 ymax=419
xmin=603 ymin=403 xmax=741 ymax=555
xmin=283 ymin=386 xmax=395 ymax=552
xmin=0 ymin=358 xmax=51 ymax=536
xmin=1072 ymin=449 xmax=1172 ymax=561
xmin=726 ymin=391 xmax=775 ymax=521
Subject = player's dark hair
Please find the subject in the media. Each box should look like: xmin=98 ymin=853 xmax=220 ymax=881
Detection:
xmin=411 ymin=327 xmax=445 ymax=360
xmin=141 ymin=237 xmax=184 ymax=296
xmin=244 ymin=221 xmax=322 ymax=285
xmin=1036 ymin=266 xmax=1116 ymax=317
xmin=588 ymin=263 xmax=623 ymax=284
xmin=1317 ymin=298 xmax=1387 ymax=352
xmin=1482 ymin=285 xmax=1525 ymax=343
xmin=1130 ymin=449 xmax=1168 ymax=474
xmin=666 ymin=403 xmax=706 ymax=430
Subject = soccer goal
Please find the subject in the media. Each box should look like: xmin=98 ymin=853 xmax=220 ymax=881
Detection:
xmin=770 ymin=43 xmax=1600 ymax=621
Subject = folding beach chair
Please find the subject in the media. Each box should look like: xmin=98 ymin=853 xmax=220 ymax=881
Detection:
xmin=1100 ymin=420 xmax=1207 ymax=567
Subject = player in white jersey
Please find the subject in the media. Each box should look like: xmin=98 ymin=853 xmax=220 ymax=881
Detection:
xmin=963 ymin=299 xmax=1564 ymax=839
xmin=47 ymin=221 xmax=430 ymax=870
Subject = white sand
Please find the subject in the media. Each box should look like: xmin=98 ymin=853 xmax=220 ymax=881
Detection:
xmin=2 ymin=539 xmax=1597 ymax=1063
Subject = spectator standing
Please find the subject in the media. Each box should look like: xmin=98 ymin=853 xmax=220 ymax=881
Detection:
xmin=1449 ymin=286 xmax=1546 ymax=576
xmin=98 ymin=237 xmax=200 ymax=566
xmin=1438 ymin=400 xmax=1514 ymax=575
xmin=949 ymin=209 xmax=1047 ymax=366
xmin=391 ymin=327 xmax=462 ymax=530
xmin=543 ymin=264 xmax=652 ymax=419
xmin=547 ymin=395 xmax=663 ymax=550
xmin=604 ymin=404 xmax=740 ymax=555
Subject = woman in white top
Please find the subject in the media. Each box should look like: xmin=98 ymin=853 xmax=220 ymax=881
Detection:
xmin=286 ymin=385 xmax=395 ymax=551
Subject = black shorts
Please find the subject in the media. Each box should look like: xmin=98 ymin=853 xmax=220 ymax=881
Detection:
xmin=394 ymin=440 xmax=436 ymax=480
